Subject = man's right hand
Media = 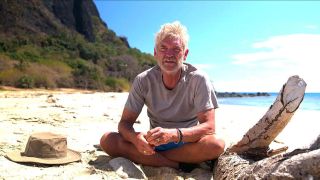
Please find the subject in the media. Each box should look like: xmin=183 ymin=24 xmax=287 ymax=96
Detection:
xmin=118 ymin=108 xmax=155 ymax=155
xmin=133 ymin=132 xmax=155 ymax=156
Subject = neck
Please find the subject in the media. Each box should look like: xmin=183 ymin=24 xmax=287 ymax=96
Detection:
xmin=162 ymin=69 xmax=182 ymax=90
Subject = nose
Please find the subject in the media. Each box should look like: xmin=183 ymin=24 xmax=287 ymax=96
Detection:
xmin=163 ymin=49 xmax=176 ymax=57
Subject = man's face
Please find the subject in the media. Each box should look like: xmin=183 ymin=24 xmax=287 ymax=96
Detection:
xmin=154 ymin=36 xmax=189 ymax=74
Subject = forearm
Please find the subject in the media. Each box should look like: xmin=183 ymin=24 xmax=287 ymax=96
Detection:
xmin=179 ymin=121 xmax=215 ymax=143
xmin=118 ymin=108 xmax=141 ymax=143
xmin=176 ymin=108 xmax=216 ymax=143
xmin=118 ymin=121 xmax=139 ymax=143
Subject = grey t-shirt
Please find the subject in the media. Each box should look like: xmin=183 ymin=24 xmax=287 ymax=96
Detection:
xmin=125 ymin=63 xmax=218 ymax=129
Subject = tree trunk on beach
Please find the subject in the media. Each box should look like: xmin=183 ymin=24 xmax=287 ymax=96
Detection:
xmin=214 ymin=75 xmax=320 ymax=179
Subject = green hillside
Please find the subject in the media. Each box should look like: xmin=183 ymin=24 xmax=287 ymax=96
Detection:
xmin=0 ymin=0 xmax=156 ymax=91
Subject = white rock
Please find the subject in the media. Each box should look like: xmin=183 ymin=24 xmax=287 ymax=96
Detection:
xmin=109 ymin=157 xmax=147 ymax=179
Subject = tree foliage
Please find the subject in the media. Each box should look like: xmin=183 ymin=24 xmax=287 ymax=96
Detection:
xmin=0 ymin=28 xmax=156 ymax=91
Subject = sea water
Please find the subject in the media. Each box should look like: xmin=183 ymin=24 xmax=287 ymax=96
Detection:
xmin=217 ymin=93 xmax=320 ymax=111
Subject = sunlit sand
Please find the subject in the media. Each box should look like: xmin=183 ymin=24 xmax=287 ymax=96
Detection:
xmin=0 ymin=88 xmax=318 ymax=178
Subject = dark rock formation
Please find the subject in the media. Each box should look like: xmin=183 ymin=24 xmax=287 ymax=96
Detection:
xmin=119 ymin=36 xmax=130 ymax=48
xmin=0 ymin=0 xmax=105 ymax=42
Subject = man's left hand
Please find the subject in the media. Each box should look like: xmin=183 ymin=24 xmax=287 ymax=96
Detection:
xmin=145 ymin=127 xmax=178 ymax=146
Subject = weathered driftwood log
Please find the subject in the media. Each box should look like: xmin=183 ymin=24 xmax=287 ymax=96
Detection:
xmin=229 ymin=75 xmax=306 ymax=154
xmin=214 ymin=76 xmax=320 ymax=179
xmin=215 ymin=148 xmax=320 ymax=179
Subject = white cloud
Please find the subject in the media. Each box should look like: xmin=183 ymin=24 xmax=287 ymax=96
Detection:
xmin=233 ymin=34 xmax=320 ymax=65
xmin=193 ymin=63 xmax=216 ymax=70
xmin=229 ymin=34 xmax=320 ymax=92
xmin=305 ymin=25 xmax=318 ymax=30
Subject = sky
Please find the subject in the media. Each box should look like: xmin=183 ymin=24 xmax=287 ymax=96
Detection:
xmin=94 ymin=1 xmax=320 ymax=92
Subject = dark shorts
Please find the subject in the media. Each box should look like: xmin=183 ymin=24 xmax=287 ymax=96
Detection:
xmin=155 ymin=141 xmax=186 ymax=152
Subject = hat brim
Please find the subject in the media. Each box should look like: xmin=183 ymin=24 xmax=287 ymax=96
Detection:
xmin=6 ymin=149 xmax=81 ymax=165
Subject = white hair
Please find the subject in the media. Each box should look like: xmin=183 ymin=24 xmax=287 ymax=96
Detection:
xmin=155 ymin=21 xmax=189 ymax=50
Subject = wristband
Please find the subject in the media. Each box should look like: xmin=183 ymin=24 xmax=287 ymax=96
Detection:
xmin=174 ymin=128 xmax=183 ymax=144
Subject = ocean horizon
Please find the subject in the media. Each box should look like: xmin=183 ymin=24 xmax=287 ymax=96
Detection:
xmin=217 ymin=92 xmax=320 ymax=111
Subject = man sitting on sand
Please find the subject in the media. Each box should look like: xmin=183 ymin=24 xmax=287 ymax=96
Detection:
xmin=100 ymin=21 xmax=225 ymax=172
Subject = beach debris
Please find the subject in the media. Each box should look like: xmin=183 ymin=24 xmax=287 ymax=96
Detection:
xmin=46 ymin=94 xmax=58 ymax=103
xmin=229 ymin=75 xmax=306 ymax=154
xmin=103 ymin=113 xmax=109 ymax=117
xmin=52 ymin=104 xmax=64 ymax=108
xmin=214 ymin=76 xmax=320 ymax=179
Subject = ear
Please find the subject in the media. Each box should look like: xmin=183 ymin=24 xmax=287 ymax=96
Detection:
xmin=183 ymin=49 xmax=189 ymax=60
xmin=154 ymin=48 xmax=157 ymax=56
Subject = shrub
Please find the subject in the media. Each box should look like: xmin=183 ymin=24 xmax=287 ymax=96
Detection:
xmin=116 ymin=78 xmax=130 ymax=91
xmin=8 ymin=45 xmax=41 ymax=63
xmin=78 ymin=43 xmax=99 ymax=61
xmin=42 ymin=33 xmax=78 ymax=51
xmin=16 ymin=75 xmax=34 ymax=88
xmin=105 ymin=77 xmax=130 ymax=92
xmin=0 ymin=68 xmax=23 ymax=86
xmin=24 ymin=62 xmax=61 ymax=89
xmin=32 ymin=75 xmax=56 ymax=89
xmin=39 ymin=59 xmax=72 ymax=75
xmin=0 ymin=55 xmax=14 ymax=71
xmin=0 ymin=41 xmax=7 ymax=52
xmin=105 ymin=77 xmax=117 ymax=89
xmin=67 ymin=59 xmax=104 ymax=89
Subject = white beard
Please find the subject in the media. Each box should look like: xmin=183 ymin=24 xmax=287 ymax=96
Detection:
xmin=158 ymin=57 xmax=184 ymax=75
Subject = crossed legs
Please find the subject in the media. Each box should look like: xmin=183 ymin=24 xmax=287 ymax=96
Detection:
xmin=99 ymin=131 xmax=225 ymax=169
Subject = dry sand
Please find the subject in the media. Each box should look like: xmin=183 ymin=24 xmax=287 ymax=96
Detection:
xmin=0 ymin=87 xmax=319 ymax=179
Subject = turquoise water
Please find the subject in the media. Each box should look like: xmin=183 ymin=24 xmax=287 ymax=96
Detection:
xmin=217 ymin=93 xmax=320 ymax=111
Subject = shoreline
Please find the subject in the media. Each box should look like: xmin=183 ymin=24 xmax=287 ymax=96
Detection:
xmin=218 ymin=92 xmax=320 ymax=111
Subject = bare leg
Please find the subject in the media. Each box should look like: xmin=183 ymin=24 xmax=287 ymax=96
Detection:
xmin=100 ymin=132 xmax=179 ymax=168
xmin=101 ymin=132 xmax=224 ymax=165
xmin=160 ymin=134 xmax=225 ymax=163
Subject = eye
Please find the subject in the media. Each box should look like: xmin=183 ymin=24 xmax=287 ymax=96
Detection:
xmin=159 ymin=46 xmax=167 ymax=52
xmin=174 ymin=48 xmax=182 ymax=53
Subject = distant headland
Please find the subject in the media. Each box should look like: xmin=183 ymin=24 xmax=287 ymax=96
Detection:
xmin=216 ymin=92 xmax=270 ymax=98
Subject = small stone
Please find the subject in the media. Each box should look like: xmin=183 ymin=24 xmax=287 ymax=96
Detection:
xmin=109 ymin=157 xmax=147 ymax=179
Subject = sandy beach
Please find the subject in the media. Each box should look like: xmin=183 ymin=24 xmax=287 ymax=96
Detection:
xmin=0 ymin=88 xmax=319 ymax=179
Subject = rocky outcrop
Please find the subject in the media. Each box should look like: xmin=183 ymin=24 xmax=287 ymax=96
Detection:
xmin=0 ymin=0 xmax=105 ymax=42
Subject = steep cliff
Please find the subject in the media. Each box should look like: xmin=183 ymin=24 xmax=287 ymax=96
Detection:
xmin=0 ymin=0 xmax=104 ymax=42
xmin=0 ymin=0 xmax=155 ymax=91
